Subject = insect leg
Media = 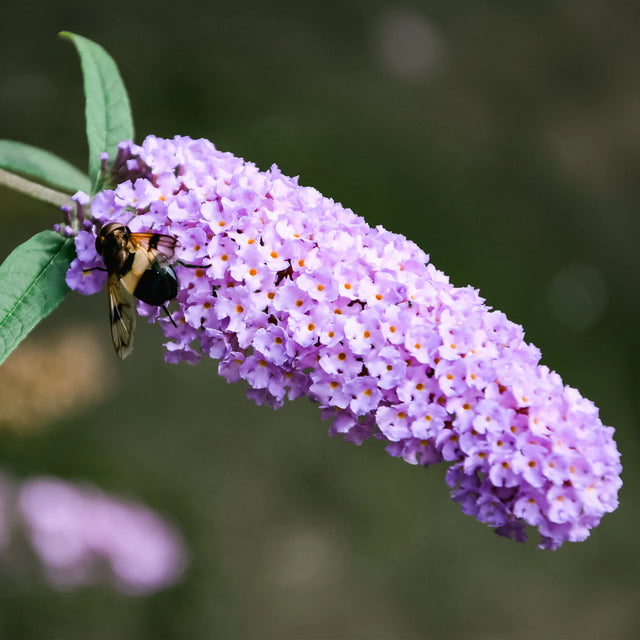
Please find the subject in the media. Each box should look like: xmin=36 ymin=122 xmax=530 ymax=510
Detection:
xmin=162 ymin=304 xmax=178 ymax=328
xmin=176 ymin=260 xmax=209 ymax=269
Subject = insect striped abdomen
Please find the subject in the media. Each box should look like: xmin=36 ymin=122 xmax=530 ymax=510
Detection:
xmin=133 ymin=262 xmax=178 ymax=305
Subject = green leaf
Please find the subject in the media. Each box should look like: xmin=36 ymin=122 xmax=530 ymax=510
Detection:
xmin=0 ymin=140 xmax=91 ymax=194
xmin=0 ymin=231 xmax=76 ymax=366
xmin=60 ymin=32 xmax=134 ymax=193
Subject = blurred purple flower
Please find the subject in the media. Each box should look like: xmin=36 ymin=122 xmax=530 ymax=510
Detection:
xmin=0 ymin=476 xmax=10 ymax=552
xmin=66 ymin=136 xmax=622 ymax=549
xmin=18 ymin=477 xmax=187 ymax=594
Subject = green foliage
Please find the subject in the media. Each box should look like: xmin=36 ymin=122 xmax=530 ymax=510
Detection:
xmin=60 ymin=31 xmax=134 ymax=193
xmin=0 ymin=140 xmax=91 ymax=194
xmin=0 ymin=34 xmax=135 ymax=366
xmin=0 ymin=231 xmax=75 ymax=366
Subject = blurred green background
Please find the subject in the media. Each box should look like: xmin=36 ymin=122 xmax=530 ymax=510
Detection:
xmin=1 ymin=1 xmax=639 ymax=638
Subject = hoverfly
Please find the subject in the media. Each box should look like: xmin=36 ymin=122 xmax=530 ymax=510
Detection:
xmin=94 ymin=222 xmax=179 ymax=359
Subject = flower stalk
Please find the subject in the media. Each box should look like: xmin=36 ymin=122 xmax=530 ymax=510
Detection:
xmin=0 ymin=168 xmax=73 ymax=209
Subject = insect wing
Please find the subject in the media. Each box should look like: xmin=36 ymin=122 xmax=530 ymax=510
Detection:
xmin=108 ymin=274 xmax=137 ymax=359
xmin=128 ymin=232 xmax=178 ymax=264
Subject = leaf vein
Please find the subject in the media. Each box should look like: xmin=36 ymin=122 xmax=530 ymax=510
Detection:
xmin=0 ymin=238 xmax=71 ymax=330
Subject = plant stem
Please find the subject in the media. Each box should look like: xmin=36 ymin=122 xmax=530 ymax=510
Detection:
xmin=0 ymin=168 xmax=73 ymax=208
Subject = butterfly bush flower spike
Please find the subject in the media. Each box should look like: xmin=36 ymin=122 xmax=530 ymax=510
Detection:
xmin=66 ymin=136 xmax=622 ymax=550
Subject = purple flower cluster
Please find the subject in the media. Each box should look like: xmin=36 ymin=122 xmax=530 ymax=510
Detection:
xmin=18 ymin=477 xmax=186 ymax=594
xmin=66 ymin=135 xmax=622 ymax=549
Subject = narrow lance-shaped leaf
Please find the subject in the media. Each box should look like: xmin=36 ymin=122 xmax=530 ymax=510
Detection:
xmin=0 ymin=231 xmax=76 ymax=366
xmin=60 ymin=32 xmax=134 ymax=193
xmin=0 ymin=140 xmax=91 ymax=194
